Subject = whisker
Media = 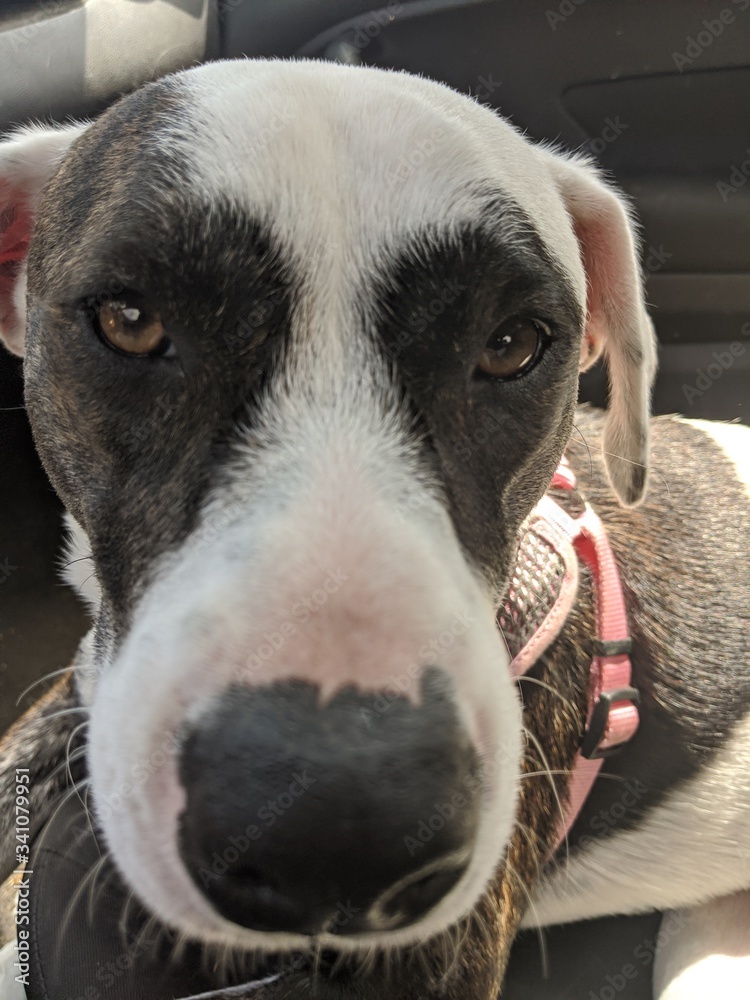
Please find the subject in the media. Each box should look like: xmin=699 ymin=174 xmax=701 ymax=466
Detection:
xmin=442 ymin=918 xmax=471 ymax=981
xmin=600 ymin=447 xmax=671 ymax=496
xmin=85 ymin=852 xmax=114 ymax=923
xmin=65 ymin=721 xmax=94 ymax=825
xmin=521 ymin=725 xmax=569 ymax=867
xmin=54 ymin=848 xmax=110 ymax=967
xmin=311 ymin=940 xmax=323 ymax=987
xmin=74 ymin=570 xmax=99 ymax=598
xmin=33 ymin=778 xmax=92 ymax=861
xmin=513 ymin=819 xmax=543 ymax=882
xmin=570 ymin=423 xmax=593 ymax=477
xmin=59 ymin=554 xmax=94 ymax=571
xmin=15 ymin=667 xmax=74 ymax=705
xmin=131 ymin=911 xmax=163 ymax=965
xmin=36 ymin=706 xmax=89 ymax=724
xmin=169 ymin=928 xmax=191 ymax=966
xmin=521 ymin=769 xmax=574 ymax=780
xmin=505 ymin=859 xmax=549 ymax=979
xmin=118 ymin=889 xmax=140 ymax=953
xmin=43 ymin=746 xmax=87 ymax=786
xmin=467 ymin=899 xmax=494 ymax=956
xmin=517 ymin=673 xmax=581 ymax=717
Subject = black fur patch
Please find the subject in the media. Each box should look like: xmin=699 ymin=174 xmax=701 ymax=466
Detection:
xmin=368 ymin=201 xmax=583 ymax=593
xmin=24 ymin=79 xmax=296 ymax=631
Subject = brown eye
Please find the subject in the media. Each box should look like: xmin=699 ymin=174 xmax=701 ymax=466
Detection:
xmin=96 ymin=295 xmax=171 ymax=357
xmin=476 ymin=317 xmax=548 ymax=380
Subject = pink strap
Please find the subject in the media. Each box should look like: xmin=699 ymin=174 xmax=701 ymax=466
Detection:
xmin=507 ymin=463 xmax=640 ymax=853
xmin=506 ymin=514 xmax=579 ymax=678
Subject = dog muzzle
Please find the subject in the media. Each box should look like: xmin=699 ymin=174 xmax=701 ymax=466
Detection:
xmin=9 ymin=463 xmax=640 ymax=999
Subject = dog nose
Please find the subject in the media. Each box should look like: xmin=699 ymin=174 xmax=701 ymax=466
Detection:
xmin=177 ymin=670 xmax=481 ymax=936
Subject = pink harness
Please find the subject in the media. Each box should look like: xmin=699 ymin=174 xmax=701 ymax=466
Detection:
xmin=498 ymin=460 xmax=640 ymax=851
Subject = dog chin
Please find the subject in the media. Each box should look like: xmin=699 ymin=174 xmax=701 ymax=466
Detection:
xmin=106 ymin=854 xmax=515 ymax=960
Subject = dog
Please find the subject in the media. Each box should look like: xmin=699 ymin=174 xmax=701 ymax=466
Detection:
xmin=0 ymin=58 xmax=748 ymax=1000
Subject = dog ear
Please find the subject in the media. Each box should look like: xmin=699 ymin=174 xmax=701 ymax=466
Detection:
xmin=0 ymin=123 xmax=87 ymax=356
xmin=542 ymin=151 xmax=658 ymax=505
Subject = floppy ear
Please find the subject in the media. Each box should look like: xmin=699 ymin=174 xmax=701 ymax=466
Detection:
xmin=0 ymin=123 xmax=87 ymax=356
xmin=542 ymin=151 xmax=658 ymax=506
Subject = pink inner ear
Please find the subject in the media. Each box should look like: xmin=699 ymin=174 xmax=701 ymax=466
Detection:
xmin=574 ymin=216 xmax=614 ymax=370
xmin=0 ymin=182 xmax=32 ymax=331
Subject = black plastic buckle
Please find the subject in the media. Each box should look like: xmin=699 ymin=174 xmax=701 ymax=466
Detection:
xmin=580 ymin=685 xmax=640 ymax=760
xmin=592 ymin=638 xmax=633 ymax=657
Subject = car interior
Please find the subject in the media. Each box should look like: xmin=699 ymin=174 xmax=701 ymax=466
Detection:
xmin=0 ymin=1 xmax=748 ymax=997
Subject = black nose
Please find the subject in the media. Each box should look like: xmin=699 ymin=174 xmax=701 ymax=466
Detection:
xmin=177 ymin=670 xmax=481 ymax=937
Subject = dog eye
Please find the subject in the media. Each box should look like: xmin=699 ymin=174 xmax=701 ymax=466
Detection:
xmin=475 ymin=317 xmax=549 ymax=380
xmin=94 ymin=294 xmax=173 ymax=357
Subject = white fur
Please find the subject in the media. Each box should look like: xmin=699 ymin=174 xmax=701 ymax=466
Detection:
xmin=61 ymin=513 xmax=100 ymax=614
xmin=0 ymin=942 xmax=26 ymax=1000
xmin=525 ymin=711 xmax=750 ymax=926
xmin=686 ymin=419 xmax=750 ymax=500
xmin=0 ymin=122 xmax=87 ymax=193
xmin=653 ymin=892 xmax=750 ymax=999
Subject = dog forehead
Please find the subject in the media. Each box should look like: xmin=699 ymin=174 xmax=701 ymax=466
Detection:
xmin=159 ymin=59 xmax=583 ymax=296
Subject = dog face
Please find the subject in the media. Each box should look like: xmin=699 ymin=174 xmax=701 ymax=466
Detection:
xmin=0 ymin=60 xmax=655 ymax=955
